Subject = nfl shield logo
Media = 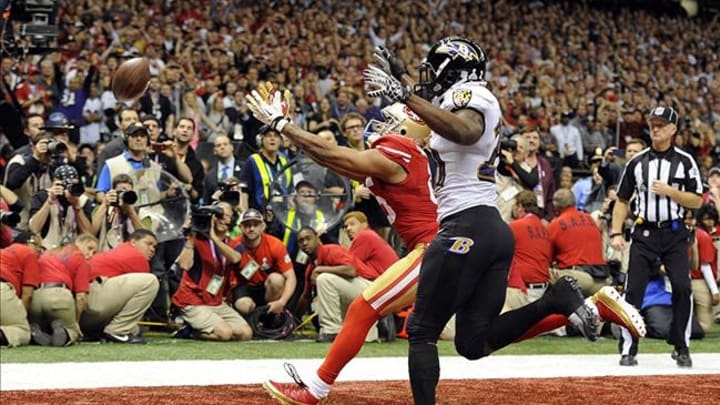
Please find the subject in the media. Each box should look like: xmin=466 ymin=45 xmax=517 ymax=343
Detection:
xmin=452 ymin=89 xmax=472 ymax=109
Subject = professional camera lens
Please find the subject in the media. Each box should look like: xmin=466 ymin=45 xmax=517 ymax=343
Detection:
xmin=120 ymin=190 xmax=138 ymax=205
xmin=48 ymin=140 xmax=68 ymax=155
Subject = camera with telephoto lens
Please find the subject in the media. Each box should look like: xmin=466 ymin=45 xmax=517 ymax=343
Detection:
xmin=111 ymin=190 xmax=138 ymax=207
xmin=218 ymin=182 xmax=240 ymax=206
xmin=63 ymin=179 xmax=85 ymax=197
xmin=0 ymin=210 xmax=21 ymax=227
xmin=500 ymin=138 xmax=518 ymax=152
xmin=190 ymin=205 xmax=225 ymax=234
xmin=47 ymin=140 xmax=67 ymax=156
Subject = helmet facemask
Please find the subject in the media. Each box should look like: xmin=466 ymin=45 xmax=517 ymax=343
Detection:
xmin=415 ymin=37 xmax=487 ymax=100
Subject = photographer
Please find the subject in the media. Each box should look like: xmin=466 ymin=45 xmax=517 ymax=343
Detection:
xmin=28 ymin=164 xmax=93 ymax=250
xmin=170 ymin=202 xmax=253 ymax=341
xmin=3 ymin=131 xmax=55 ymax=230
xmin=0 ymin=185 xmax=22 ymax=248
xmin=496 ymin=134 xmax=539 ymax=222
xmin=91 ymin=174 xmax=145 ymax=252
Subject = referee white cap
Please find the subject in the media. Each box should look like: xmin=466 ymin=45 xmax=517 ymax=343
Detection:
xmin=648 ymin=106 xmax=679 ymax=126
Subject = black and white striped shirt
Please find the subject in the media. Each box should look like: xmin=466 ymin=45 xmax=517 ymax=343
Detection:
xmin=617 ymin=147 xmax=702 ymax=222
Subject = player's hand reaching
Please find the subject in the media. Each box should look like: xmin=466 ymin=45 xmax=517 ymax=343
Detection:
xmin=246 ymin=90 xmax=289 ymax=132
xmin=256 ymin=81 xmax=294 ymax=116
xmin=373 ymin=46 xmax=407 ymax=80
xmin=363 ymin=65 xmax=411 ymax=102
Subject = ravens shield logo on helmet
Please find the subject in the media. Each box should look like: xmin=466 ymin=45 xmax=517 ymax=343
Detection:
xmin=415 ymin=37 xmax=487 ymax=100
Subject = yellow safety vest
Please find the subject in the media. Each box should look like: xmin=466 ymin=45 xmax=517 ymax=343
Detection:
xmin=251 ymin=153 xmax=291 ymax=205
xmin=282 ymin=209 xmax=325 ymax=246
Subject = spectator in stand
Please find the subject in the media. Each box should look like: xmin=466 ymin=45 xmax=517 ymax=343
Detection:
xmin=496 ymin=134 xmax=538 ymax=222
xmin=551 ymin=111 xmax=583 ymax=169
xmin=523 ymin=128 xmax=556 ymax=220
xmin=139 ymin=76 xmax=176 ymax=134
xmin=80 ymin=83 xmax=104 ymax=146
xmin=172 ymin=117 xmax=205 ymax=203
xmin=203 ymin=135 xmax=243 ymax=204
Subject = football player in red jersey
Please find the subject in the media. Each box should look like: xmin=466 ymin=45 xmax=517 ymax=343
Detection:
xmin=249 ymin=92 xmax=437 ymax=404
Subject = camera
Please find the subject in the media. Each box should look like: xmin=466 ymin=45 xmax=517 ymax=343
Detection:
xmin=0 ymin=210 xmax=20 ymax=227
xmin=151 ymin=133 xmax=171 ymax=151
xmin=500 ymin=138 xmax=518 ymax=152
xmin=48 ymin=140 xmax=67 ymax=155
xmin=63 ymin=179 xmax=85 ymax=197
xmin=190 ymin=205 xmax=225 ymax=234
xmin=218 ymin=182 xmax=240 ymax=206
xmin=111 ymin=190 xmax=138 ymax=207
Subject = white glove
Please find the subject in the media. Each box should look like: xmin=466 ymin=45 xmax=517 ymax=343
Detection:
xmin=363 ymin=65 xmax=411 ymax=102
xmin=245 ymin=90 xmax=290 ymax=132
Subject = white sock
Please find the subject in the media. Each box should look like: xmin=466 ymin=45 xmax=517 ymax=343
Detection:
xmin=307 ymin=373 xmax=331 ymax=399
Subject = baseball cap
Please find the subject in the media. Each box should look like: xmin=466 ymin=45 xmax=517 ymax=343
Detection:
xmin=42 ymin=112 xmax=75 ymax=131
xmin=708 ymin=167 xmax=720 ymax=177
xmin=240 ymin=208 xmax=264 ymax=224
xmin=125 ymin=122 xmax=150 ymax=137
xmin=648 ymin=106 xmax=679 ymax=126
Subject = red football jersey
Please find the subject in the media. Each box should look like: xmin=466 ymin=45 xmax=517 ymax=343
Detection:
xmin=368 ymin=135 xmax=438 ymax=248
xmin=509 ymin=213 xmax=552 ymax=284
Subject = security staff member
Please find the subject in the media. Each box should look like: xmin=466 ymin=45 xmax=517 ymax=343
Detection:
xmin=610 ymin=106 xmax=703 ymax=368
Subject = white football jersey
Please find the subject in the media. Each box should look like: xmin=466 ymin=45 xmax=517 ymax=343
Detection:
xmin=428 ymin=81 xmax=503 ymax=222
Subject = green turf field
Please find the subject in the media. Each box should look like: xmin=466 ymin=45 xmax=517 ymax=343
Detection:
xmin=1 ymin=324 xmax=718 ymax=364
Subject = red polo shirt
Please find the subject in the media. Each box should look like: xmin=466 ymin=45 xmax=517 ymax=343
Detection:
xmin=304 ymin=244 xmax=375 ymax=295
xmin=509 ymin=213 xmax=552 ymax=284
xmin=691 ymin=228 xmax=718 ymax=280
xmin=548 ymin=207 xmax=605 ymax=268
xmin=349 ymin=229 xmax=398 ymax=280
xmin=37 ymin=246 xmax=90 ymax=293
xmin=89 ymin=242 xmax=150 ymax=278
xmin=0 ymin=244 xmax=40 ymax=295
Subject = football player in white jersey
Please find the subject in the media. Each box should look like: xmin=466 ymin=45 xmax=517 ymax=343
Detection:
xmin=364 ymin=37 xmax=598 ymax=405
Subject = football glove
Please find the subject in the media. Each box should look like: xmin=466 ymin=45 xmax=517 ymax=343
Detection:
xmin=246 ymin=90 xmax=289 ymax=132
xmin=373 ymin=45 xmax=407 ymax=80
xmin=363 ymin=65 xmax=411 ymax=102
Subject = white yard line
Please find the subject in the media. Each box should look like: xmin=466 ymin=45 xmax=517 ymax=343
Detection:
xmin=2 ymin=354 xmax=719 ymax=391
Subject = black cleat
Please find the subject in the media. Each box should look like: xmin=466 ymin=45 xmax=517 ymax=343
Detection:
xmin=619 ymin=354 xmax=638 ymax=366
xmin=546 ymin=276 xmax=598 ymax=341
xmin=50 ymin=319 xmax=70 ymax=347
xmin=672 ymin=349 xmax=692 ymax=368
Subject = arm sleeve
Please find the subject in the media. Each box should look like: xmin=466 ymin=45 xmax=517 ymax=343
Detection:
xmin=700 ymin=264 xmax=719 ymax=295
xmin=511 ymin=162 xmax=539 ymax=189
xmin=685 ymin=156 xmax=703 ymax=195
xmin=616 ymin=160 xmax=637 ymax=201
xmin=95 ymin=164 xmax=111 ymax=192
xmin=5 ymin=158 xmax=41 ymax=190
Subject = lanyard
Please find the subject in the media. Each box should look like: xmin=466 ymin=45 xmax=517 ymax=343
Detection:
xmin=208 ymin=239 xmax=226 ymax=272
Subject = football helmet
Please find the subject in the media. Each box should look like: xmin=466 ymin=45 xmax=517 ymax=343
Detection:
xmin=415 ymin=37 xmax=486 ymax=100
xmin=364 ymin=103 xmax=430 ymax=142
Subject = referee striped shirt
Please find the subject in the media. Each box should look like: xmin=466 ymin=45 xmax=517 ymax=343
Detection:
xmin=616 ymin=147 xmax=702 ymax=222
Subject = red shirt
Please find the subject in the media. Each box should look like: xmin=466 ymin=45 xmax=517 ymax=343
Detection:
xmin=548 ymin=207 xmax=605 ymax=268
xmin=349 ymin=229 xmax=398 ymax=279
xmin=37 ymin=246 xmax=90 ymax=293
xmin=304 ymin=244 xmax=375 ymax=295
xmin=172 ymin=238 xmax=240 ymax=308
xmin=0 ymin=200 xmax=12 ymax=248
xmin=509 ymin=213 xmax=552 ymax=284
xmin=0 ymin=244 xmax=40 ymax=295
xmin=506 ymin=258 xmax=526 ymax=292
xmin=369 ymin=135 xmax=438 ymax=248
xmin=232 ymin=234 xmax=293 ymax=287
xmin=89 ymin=242 xmax=150 ymax=278
xmin=691 ymin=228 xmax=718 ymax=280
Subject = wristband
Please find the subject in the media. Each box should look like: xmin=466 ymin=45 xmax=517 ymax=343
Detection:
xmin=271 ymin=116 xmax=289 ymax=133
xmin=609 ymin=232 xmax=623 ymax=238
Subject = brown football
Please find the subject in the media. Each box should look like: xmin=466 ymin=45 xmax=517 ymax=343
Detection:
xmin=112 ymin=57 xmax=151 ymax=101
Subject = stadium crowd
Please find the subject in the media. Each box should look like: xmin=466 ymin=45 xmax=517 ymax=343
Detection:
xmin=1 ymin=0 xmax=719 ymax=348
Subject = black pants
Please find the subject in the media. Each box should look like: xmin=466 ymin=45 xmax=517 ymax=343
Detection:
xmin=620 ymin=225 xmax=692 ymax=356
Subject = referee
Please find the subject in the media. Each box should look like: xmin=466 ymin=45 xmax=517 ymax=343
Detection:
xmin=609 ymin=106 xmax=702 ymax=368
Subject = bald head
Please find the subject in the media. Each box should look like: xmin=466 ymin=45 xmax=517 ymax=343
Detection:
xmin=552 ymin=189 xmax=576 ymax=210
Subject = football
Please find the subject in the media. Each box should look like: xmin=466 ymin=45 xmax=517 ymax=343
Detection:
xmin=112 ymin=57 xmax=151 ymax=102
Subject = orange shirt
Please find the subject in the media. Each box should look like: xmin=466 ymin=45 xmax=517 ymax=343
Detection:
xmin=349 ymin=229 xmax=398 ymax=280
xmin=509 ymin=213 xmax=552 ymax=284
xmin=548 ymin=207 xmax=605 ymax=268
xmin=0 ymin=244 xmax=40 ymax=295
xmin=232 ymin=234 xmax=293 ymax=287
xmin=89 ymin=242 xmax=150 ymax=278
xmin=304 ymin=244 xmax=376 ymax=295
xmin=37 ymin=246 xmax=90 ymax=293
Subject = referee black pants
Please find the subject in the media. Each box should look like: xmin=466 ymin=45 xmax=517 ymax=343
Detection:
xmin=620 ymin=224 xmax=692 ymax=356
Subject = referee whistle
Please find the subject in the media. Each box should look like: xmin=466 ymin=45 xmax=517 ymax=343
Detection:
xmin=635 ymin=217 xmax=645 ymax=225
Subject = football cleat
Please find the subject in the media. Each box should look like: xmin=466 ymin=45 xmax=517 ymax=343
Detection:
xmin=591 ymin=286 xmax=646 ymax=338
xmin=263 ymin=363 xmax=322 ymax=405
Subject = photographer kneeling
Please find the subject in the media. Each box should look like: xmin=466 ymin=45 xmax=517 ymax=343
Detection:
xmin=496 ymin=134 xmax=539 ymax=222
xmin=28 ymin=165 xmax=93 ymax=250
xmin=170 ymin=202 xmax=253 ymax=341
xmin=91 ymin=174 xmax=145 ymax=252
